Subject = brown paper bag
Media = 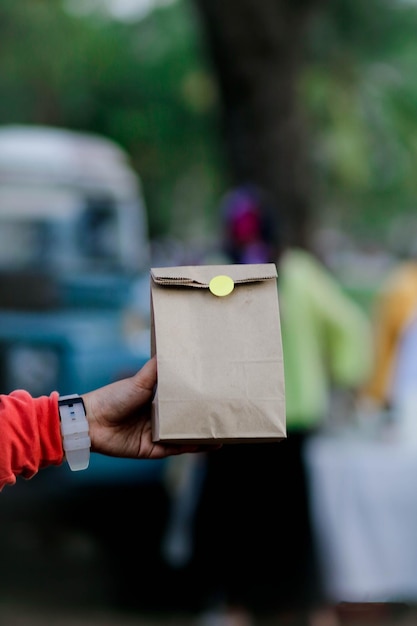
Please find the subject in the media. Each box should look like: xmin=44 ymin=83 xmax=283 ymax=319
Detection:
xmin=150 ymin=263 xmax=286 ymax=443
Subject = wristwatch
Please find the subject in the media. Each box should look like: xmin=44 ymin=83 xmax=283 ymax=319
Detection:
xmin=58 ymin=394 xmax=91 ymax=471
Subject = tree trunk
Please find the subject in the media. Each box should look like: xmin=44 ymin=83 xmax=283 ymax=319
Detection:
xmin=192 ymin=0 xmax=324 ymax=248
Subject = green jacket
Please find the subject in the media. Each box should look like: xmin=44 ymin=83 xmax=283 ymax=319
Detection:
xmin=278 ymin=249 xmax=372 ymax=430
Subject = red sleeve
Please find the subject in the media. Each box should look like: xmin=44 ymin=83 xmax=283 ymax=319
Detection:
xmin=0 ymin=390 xmax=64 ymax=491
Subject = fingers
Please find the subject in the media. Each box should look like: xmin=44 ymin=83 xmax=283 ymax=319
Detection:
xmin=133 ymin=355 xmax=157 ymax=392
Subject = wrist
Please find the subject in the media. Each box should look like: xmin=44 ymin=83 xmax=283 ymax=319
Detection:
xmin=79 ymin=392 xmax=97 ymax=453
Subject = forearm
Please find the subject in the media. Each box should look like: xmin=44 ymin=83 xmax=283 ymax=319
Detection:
xmin=0 ymin=390 xmax=64 ymax=490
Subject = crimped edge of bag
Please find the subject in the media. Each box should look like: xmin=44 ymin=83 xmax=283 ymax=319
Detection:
xmin=151 ymin=263 xmax=277 ymax=287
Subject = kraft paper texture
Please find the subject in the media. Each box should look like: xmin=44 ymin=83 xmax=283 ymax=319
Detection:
xmin=150 ymin=263 xmax=286 ymax=443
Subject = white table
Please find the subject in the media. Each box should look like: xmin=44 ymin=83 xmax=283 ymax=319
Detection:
xmin=304 ymin=432 xmax=417 ymax=603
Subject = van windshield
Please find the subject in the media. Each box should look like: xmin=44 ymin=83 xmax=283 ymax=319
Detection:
xmin=0 ymin=187 xmax=129 ymax=273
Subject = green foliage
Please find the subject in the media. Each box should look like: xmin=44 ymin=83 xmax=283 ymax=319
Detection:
xmin=0 ymin=0 xmax=227 ymax=244
xmin=302 ymin=0 xmax=417 ymax=249
xmin=3 ymin=0 xmax=417 ymax=252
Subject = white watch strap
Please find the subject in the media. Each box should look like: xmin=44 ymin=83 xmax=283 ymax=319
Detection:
xmin=58 ymin=394 xmax=91 ymax=471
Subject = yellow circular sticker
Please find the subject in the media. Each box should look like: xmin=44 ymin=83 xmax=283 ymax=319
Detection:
xmin=209 ymin=274 xmax=234 ymax=297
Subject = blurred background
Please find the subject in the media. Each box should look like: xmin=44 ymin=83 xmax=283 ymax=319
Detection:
xmin=3 ymin=0 xmax=417 ymax=624
xmin=6 ymin=0 xmax=417 ymax=274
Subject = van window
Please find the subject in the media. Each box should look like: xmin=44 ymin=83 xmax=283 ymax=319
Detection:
xmin=0 ymin=218 xmax=48 ymax=269
xmin=79 ymin=196 xmax=120 ymax=267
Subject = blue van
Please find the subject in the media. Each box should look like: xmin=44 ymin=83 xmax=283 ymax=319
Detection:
xmin=0 ymin=125 xmax=163 ymax=486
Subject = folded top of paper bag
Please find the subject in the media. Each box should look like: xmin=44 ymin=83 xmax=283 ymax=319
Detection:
xmin=151 ymin=263 xmax=277 ymax=288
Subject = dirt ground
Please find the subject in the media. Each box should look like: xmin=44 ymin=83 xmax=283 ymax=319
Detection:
xmin=2 ymin=475 xmax=417 ymax=626
xmin=3 ymin=603 xmax=417 ymax=626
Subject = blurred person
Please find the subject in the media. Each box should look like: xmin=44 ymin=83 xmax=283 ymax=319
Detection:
xmin=220 ymin=184 xmax=276 ymax=265
xmin=0 ymin=356 xmax=215 ymax=492
xmin=361 ymin=258 xmax=417 ymax=411
xmin=164 ymin=185 xmax=372 ymax=626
